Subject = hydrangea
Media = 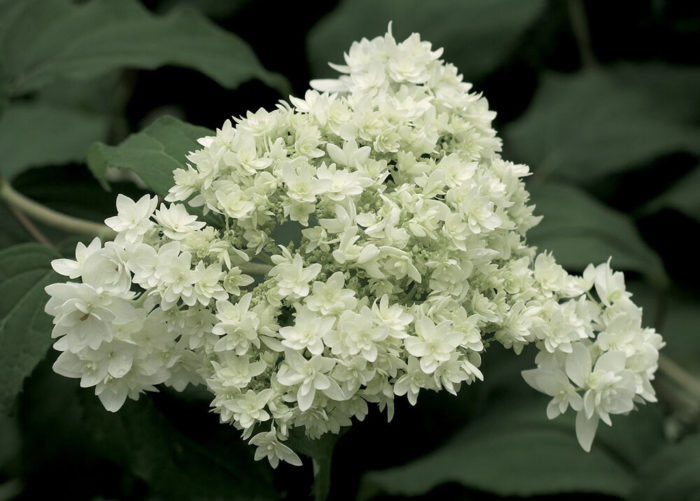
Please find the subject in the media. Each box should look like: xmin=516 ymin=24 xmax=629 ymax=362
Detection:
xmin=45 ymin=26 xmax=663 ymax=466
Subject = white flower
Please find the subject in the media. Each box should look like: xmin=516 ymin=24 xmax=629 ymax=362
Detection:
xmin=212 ymin=294 xmax=260 ymax=354
xmin=564 ymin=343 xmax=637 ymax=451
xmin=276 ymin=351 xmax=346 ymax=411
xmin=53 ymin=340 xmax=135 ymax=388
xmin=281 ymin=162 xmax=328 ymax=203
xmin=155 ymin=248 xmax=196 ymax=309
xmin=326 ymin=140 xmax=371 ymax=169
xmin=405 ymin=317 xmax=463 ymax=374
xmin=167 ymin=165 xmax=201 ymax=202
xmin=371 ymin=295 xmax=413 ymax=338
xmin=81 ymin=242 xmax=132 ymax=295
xmin=126 ymin=243 xmax=161 ymax=288
xmin=394 ymin=356 xmax=433 ymax=405
xmin=522 ymin=365 xmax=583 ymax=419
xmin=209 ymin=353 xmax=267 ymax=391
xmin=222 ymin=267 xmax=254 ymax=296
xmin=105 ymin=194 xmax=158 ymax=242
xmin=327 ymin=307 xmax=388 ymax=362
xmin=44 ymin=26 xmax=663 ymax=465
xmin=51 ymin=237 xmax=102 ymax=278
xmin=249 ymin=428 xmax=302 ymax=468
xmin=154 ymin=204 xmax=205 ymax=240
xmin=279 ymin=305 xmax=334 ymax=355
xmin=192 ymin=261 xmax=227 ymax=305
xmin=45 ymin=282 xmax=137 ymax=352
xmin=584 ymin=259 xmax=630 ymax=307
xmin=305 ymin=272 xmax=357 ymax=315
xmin=315 ymin=162 xmax=370 ymax=202
xmin=214 ymin=180 xmax=256 ymax=219
xmin=222 ymin=389 xmax=273 ymax=429
xmin=535 ymin=253 xmax=584 ymax=297
xmin=269 ymin=252 xmax=322 ymax=299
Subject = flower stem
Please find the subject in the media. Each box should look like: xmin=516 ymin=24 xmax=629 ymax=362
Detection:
xmin=237 ymin=261 xmax=273 ymax=275
xmin=0 ymin=179 xmax=116 ymax=240
xmin=567 ymin=0 xmax=599 ymax=68
xmin=658 ymin=354 xmax=700 ymax=403
xmin=7 ymin=203 xmax=54 ymax=247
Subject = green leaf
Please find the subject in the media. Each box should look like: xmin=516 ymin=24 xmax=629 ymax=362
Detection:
xmin=527 ymin=182 xmax=668 ymax=288
xmin=647 ymin=165 xmax=700 ymax=221
xmin=87 ymin=115 xmax=212 ymax=197
xmin=0 ymin=480 xmax=22 ymax=501
xmin=0 ymin=202 xmax=36 ymax=250
xmin=0 ymin=244 xmax=59 ymax=414
xmin=505 ymin=69 xmax=700 ymax=184
xmin=1 ymin=0 xmax=288 ymax=97
xmin=308 ymin=0 xmax=545 ymax=81
xmin=613 ymin=63 xmax=700 ymax=123
xmin=161 ymin=0 xmax=251 ymax=20
xmin=629 ymin=433 xmax=700 ymax=501
xmin=81 ymin=396 xmax=278 ymax=501
xmin=0 ymin=102 xmax=109 ymax=179
xmin=37 ymin=72 xmax=128 ymax=116
xmin=359 ymin=401 xmax=635 ymax=499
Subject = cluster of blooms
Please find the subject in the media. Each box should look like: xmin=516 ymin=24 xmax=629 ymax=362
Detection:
xmin=45 ymin=27 xmax=662 ymax=466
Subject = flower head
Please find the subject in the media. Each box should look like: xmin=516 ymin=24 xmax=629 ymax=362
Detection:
xmin=45 ymin=26 xmax=662 ymax=466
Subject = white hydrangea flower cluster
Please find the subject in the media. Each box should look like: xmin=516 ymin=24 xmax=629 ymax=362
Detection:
xmin=44 ymin=27 xmax=662 ymax=466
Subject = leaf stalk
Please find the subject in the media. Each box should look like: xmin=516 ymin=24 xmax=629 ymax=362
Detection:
xmin=0 ymin=178 xmax=116 ymax=240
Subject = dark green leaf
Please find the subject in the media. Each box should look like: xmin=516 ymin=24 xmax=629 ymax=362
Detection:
xmin=629 ymin=433 xmax=700 ymax=501
xmin=87 ymin=115 xmax=212 ymax=196
xmin=505 ymin=69 xmax=700 ymax=184
xmin=81 ymin=396 xmax=277 ymax=500
xmin=17 ymin=357 xmax=89 ymax=477
xmin=308 ymin=0 xmax=545 ymax=81
xmin=0 ymin=244 xmax=59 ymax=414
xmin=613 ymin=63 xmax=700 ymax=123
xmin=593 ymin=405 xmax=665 ymax=470
xmin=0 ymin=102 xmax=109 ymax=179
xmin=528 ymin=182 xmax=669 ymax=288
xmin=360 ymin=401 xmax=635 ymax=499
xmin=647 ymin=165 xmax=700 ymax=221
xmin=0 ymin=202 xmax=36 ymax=250
xmin=0 ymin=480 xmax=22 ymax=500
xmin=37 ymin=72 xmax=128 ymax=116
xmin=161 ymin=0 xmax=251 ymax=20
xmin=1 ymin=0 xmax=288 ymax=97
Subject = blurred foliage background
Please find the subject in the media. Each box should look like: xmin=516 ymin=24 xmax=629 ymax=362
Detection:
xmin=1 ymin=0 xmax=700 ymax=499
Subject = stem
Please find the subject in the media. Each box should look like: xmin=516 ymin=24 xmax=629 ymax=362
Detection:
xmin=7 ymin=203 xmax=54 ymax=247
xmin=237 ymin=261 xmax=273 ymax=275
xmin=0 ymin=179 xmax=115 ymax=240
xmin=654 ymin=291 xmax=700 ymax=413
xmin=655 ymin=378 xmax=700 ymax=422
xmin=1 ymin=178 xmax=274 ymax=275
xmin=287 ymin=429 xmax=340 ymax=501
xmin=652 ymin=290 xmax=700 ymax=408
xmin=312 ymin=456 xmax=332 ymax=501
xmin=567 ymin=0 xmax=599 ymax=68
xmin=658 ymin=355 xmax=700 ymax=403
